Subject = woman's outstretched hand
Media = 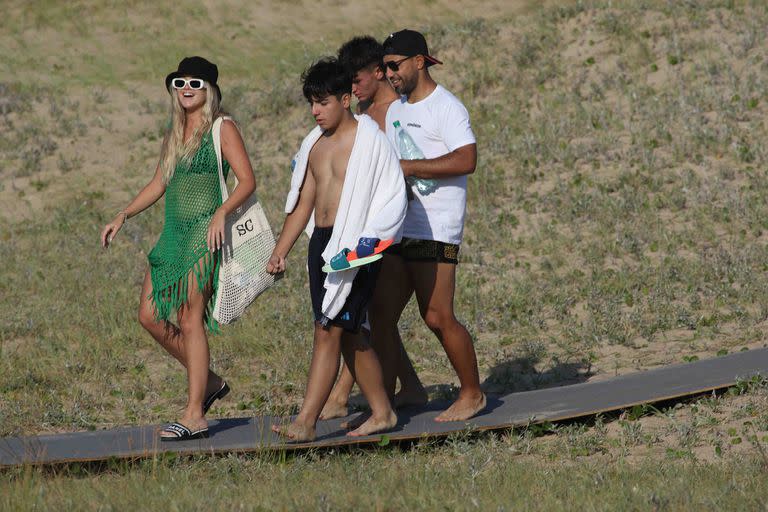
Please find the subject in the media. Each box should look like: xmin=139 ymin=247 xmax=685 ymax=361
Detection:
xmin=207 ymin=208 xmax=227 ymax=251
xmin=101 ymin=213 xmax=126 ymax=248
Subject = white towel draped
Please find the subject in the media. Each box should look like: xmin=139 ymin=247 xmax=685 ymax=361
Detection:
xmin=285 ymin=114 xmax=408 ymax=320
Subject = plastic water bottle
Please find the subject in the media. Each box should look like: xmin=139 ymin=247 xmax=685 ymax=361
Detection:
xmin=393 ymin=121 xmax=438 ymax=195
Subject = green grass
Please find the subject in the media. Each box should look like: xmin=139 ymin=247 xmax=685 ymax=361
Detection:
xmin=4 ymin=0 xmax=768 ymax=507
xmin=0 ymin=428 xmax=766 ymax=510
xmin=3 ymin=0 xmax=768 ymax=431
xmin=2 ymin=425 xmax=768 ymax=510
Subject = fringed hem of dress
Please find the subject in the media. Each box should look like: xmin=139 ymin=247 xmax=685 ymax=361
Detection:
xmin=149 ymin=249 xmax=221 ymax=333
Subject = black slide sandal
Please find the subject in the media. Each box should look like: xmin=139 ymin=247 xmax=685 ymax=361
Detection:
xmin=203 ymin=381 xmax=230 ymax=414
xmin=160 ymin=422 xmax=209 ymax=442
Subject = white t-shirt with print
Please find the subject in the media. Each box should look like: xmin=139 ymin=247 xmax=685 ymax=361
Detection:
xmin=385 ymin=84 xmax=476 ymax=245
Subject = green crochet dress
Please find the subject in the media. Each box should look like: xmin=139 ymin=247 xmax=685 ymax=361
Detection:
xmin=148 ymin=129 xmax=230 ymax=331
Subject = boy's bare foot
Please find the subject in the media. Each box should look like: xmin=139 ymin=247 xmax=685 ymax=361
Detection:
xmin=435 ymin=393 xmax=486 ymax=422
xmin=394 ymin=386 xmax=429 ymax=409
xmin=347 ymin=410 xmax=397 ymax=437
xmin=271 ymin=422 xmax=316 ymax=442
xmin=319 ymin=400 xmax=349 ymax=420
xmin=340 ymin=413 xmax=367 ymax=430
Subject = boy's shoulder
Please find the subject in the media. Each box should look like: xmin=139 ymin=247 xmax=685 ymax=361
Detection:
xmin=299 ymin=125 xmax=324 ymax=149
xmin=357 ymin=115 xmax=385 ymax=141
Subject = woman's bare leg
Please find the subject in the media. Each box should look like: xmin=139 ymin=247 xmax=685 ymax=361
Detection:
xmin=170 ymin=269 xmax=213 ymax=432
xmin=138 ymin=269 xmax=224 ymax=400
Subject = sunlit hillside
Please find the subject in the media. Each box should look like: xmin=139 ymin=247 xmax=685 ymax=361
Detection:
xmin=2 ymin=1 xmax=768 ymax=509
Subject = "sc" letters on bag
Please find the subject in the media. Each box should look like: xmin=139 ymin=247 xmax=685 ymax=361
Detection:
xmin=235 ymin=219 xmax=254 ymax=237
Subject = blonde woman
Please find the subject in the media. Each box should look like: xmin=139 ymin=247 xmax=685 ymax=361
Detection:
xmin=100 ymin=57 xmax=256 ymax=440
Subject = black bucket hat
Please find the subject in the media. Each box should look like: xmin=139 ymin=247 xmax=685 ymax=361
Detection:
xmin=382 ymin=29 xmax=442 ymax=67
xmin=165 ymin=56 xmax=222 ymax=101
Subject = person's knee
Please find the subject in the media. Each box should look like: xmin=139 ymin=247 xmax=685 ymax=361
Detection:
xmin=422 ymin=307 xmax=456 ymax=333
xmin=178 ymin=311 xmax=202 ymax=336
xmin=138 ymin=305 xmax=157 ymax=331
xmin=313 ymin=325 xmax=342 ymax=346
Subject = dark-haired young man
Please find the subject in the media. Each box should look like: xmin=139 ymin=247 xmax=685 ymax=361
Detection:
xmin=266 ymin=58 xmax=408 ymax=440
xmin=382 ymin=29 xmax=486 ymax=422
xmin=319 ymin=36 xmax=428 ymax=421
xmin=338 ymin=35 xmax=399 ymax=129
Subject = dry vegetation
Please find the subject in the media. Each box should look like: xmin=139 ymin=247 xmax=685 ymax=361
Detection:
xmin=2 ymin=0 xmax=768 ymax=509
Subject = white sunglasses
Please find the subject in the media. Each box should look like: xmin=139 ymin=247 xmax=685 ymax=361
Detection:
xmin=171 ymin=78 xmax=206 ymax=90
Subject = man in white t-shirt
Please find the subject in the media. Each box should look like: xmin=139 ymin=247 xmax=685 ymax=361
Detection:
xmin=378 ymin=29 xmax=486 ymax=422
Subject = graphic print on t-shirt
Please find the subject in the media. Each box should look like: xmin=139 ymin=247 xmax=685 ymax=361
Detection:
xmin=385 ymin=85 xmax=476 ymax=245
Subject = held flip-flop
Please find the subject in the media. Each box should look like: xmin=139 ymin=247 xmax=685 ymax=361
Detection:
xmin=321 ymin=239 xmax=393 ymax=273
xmin=322 ymin=253 xmax=383 ymax=273
xmin=347 ymin=238 xmax=394 ymax=261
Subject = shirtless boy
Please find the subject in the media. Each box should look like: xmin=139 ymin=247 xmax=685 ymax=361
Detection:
xmin=266 ymin=58 xmax=408 ymax=440
xmin=320 ymin=36 xmax=428 ymax=421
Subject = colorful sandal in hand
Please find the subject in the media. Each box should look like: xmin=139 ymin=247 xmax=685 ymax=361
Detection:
xmin=321 ymin=239 xmax=394 ymax=274
xmin=160 ymin=422 xmax=210 ymax=442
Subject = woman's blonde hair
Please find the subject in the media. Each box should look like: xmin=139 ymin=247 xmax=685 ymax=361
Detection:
xmin=158 ymin=82 xmax=221 ymax=182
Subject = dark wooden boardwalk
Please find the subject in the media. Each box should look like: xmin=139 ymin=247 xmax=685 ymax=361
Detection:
xmin=2 ymin=348 xmax=766 ymax=467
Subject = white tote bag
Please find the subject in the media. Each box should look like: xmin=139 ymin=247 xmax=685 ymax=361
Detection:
xmin=211 ymin=116 xmax=280 ymax=324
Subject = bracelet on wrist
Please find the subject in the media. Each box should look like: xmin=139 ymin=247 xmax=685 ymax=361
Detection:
xmin=117 ymin=211 xmax=128 ymax=223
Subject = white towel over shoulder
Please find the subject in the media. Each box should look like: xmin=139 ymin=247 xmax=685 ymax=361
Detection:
xmin=285 ymin=114 xmax=408 ymax=320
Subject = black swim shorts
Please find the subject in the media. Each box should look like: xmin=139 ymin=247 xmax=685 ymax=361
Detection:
xmin=388 ymin=237 xmax=460 ymax=264
xmin=307 ymin=226 xmax=382 ymax=333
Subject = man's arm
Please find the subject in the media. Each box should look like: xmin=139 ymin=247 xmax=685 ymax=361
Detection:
xmin=399 ymin=143 xmax=476 ymax=179
xmin=266 ymin=168 xmax=316 ymax=274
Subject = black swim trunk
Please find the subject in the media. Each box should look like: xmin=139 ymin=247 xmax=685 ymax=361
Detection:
xmin=388 ymin=237 xmax=460 ymax=264
xmin=307 ymin=226 xmax=382 ymax=333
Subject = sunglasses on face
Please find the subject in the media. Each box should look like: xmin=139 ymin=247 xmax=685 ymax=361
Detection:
xmin=171 ymin=78 xmax=206 ymax=90
xmin=384 ymin=56 xmax=414 ymax=72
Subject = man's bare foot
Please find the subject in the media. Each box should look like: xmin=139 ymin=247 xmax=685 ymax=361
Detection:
xmin=319 ymin=400 xmax=349 ymax=420
xmin=434 ymin=393 xmax=486 ymax=422
xmin=347 ymin=410 xmax=397 ymax=437
xmin=393 ymin=386 xmax=429 ymax=409
xmin=271 ymin=421 xmax=316 ymax=442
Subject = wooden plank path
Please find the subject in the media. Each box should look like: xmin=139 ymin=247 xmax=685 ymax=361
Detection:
xmin=2 ymin=348 xmax=767 ymax=467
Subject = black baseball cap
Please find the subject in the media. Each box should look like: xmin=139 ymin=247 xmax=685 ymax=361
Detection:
xmin=382 ymin=29 xmax=443 ymax=67
xmin=165 ymin=56 xmax=222 ymax=101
